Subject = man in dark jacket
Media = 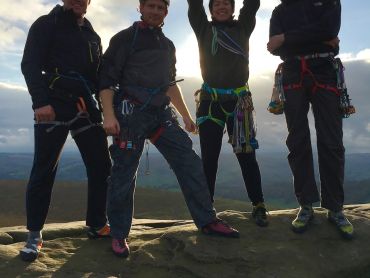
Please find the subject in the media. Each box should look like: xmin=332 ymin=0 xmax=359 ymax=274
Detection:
xmin=100 ymin=0 xmax=240 ymax=258
xmin=268 ymin=0 xmax=354 ymax=239
xmin=20 ymin=0 xmax=111 ymax=261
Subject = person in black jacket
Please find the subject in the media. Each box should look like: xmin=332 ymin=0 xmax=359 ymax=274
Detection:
xmin=268 ymin=0 xmax=354 ymax=239
xmin=100 ymin=0 xmax=240 ymax=258
xmin=187 ymin=0 xmax=268 ymax=227
xmin=20 ymin=0 xmax=111 ymax=262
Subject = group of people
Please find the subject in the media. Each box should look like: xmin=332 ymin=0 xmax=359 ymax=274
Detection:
xmin=19 ymin=0 xmax=354 ymax=262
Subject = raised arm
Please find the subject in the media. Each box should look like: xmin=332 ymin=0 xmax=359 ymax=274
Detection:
xmin=187 ymin=0 xmax=209 ymax=37
xmin=238 ymin=0 xmax=260 ymax=37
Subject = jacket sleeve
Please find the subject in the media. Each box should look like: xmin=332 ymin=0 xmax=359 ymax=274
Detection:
xmin=169 ymin=41 xmax=177 ymax=83
xmin=99 ymin=32 xmax=129 ymax=92
xmin=238 ymin=0 xmax=260 ymax=37
xmin=21 ymin=17 xmax=53 ymax=109
xmin=269 ymin=6 xmax=284 ymax=56
xmin=187 ymin=0 xmax=209 ymax=37
xmin=284 ymin=0 xmax=341 ymax=45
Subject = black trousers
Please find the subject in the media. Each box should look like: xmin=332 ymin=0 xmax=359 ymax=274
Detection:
xmin=282 ymin=57 xmax=345 ymax=212
xmin=197 ymin=100 xmax=264 ymax=205
xmin=26 ymin=117 xmax=111 ymax=231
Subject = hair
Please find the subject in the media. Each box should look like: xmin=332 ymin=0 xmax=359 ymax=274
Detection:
xmin=139 ymin=0 xmax=169 ymax=6
xmin=208 ymin=0 xmax=235 ymax=12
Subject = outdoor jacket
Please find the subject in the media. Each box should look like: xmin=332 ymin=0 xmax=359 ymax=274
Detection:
xmin=99 ymin=22 xmax=176 ymax=107
xmin=269 ymin=0 xmax=341 ymax=59
xmin=188 ymin=0 xmax=260 ymax=89
xmin=21 ymin=5 xmax=102 ymax=112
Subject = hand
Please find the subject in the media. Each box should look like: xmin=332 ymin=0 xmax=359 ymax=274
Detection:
xmin=267 ymin=34 xmax=285 ymax=53
xmin=324 ymin=37 xmax=340 ymax=49
xmin=183 ymin=116 xmax=197 ymax=133
xmin=103 ymin=114 xmax=120 ymax=136
xmin=34 ymin=105 xmax=55 ymax=122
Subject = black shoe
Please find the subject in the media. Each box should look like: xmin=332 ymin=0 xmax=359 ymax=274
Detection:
xmin=252 ymin=203 xmax=269 ymax=227
xmin=327 ymin=210 xmax=354 ymax=240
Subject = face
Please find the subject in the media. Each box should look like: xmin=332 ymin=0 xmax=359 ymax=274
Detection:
xmin=140 ymin=0 xmax=168 ymax=27
xmin=211 ymin=0 xmax=234 ymax=22
xmin=62 ymin=0 xmax=90 ymax=18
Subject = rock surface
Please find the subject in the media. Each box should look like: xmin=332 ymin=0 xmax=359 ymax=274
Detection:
xmin=0 ymin=205 xmax=369 ymax=278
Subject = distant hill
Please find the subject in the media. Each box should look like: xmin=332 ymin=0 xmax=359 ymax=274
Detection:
xmin=0 ymin=152 xmax=369 ymax=208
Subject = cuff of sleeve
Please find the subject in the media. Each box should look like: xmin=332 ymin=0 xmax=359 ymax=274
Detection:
xmin=32 ymin=98 xmax=50 ymax=110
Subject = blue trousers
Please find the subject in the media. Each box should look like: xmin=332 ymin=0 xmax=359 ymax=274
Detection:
xmin=107 ymin=105 xmax=216 ymax=239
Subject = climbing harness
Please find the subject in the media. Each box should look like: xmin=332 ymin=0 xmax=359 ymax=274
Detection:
xmin=211 ymin=26 xmax=248 ymax=61
xmin=268 ymin=53 xmax=355 ymax=118
xmin=37 ymin=97 xmax=101 ymax=137
xmin=195 ymin=83 xmax=258 ymax=153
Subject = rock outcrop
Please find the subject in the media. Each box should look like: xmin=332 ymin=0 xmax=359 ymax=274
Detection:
xmin=1 ymin=205 xmax=369 ymax=278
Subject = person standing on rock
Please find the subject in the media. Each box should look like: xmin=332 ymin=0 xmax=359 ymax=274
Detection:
xmin=186 ymin=0 xmax=269 ymax=227
xmin=100 ymin=0 xmax=240 ymax=258
xmin=267 ymin=0 xmax=354 ymax=239
xmin=20 ymin=0 xmax=112 ymax=262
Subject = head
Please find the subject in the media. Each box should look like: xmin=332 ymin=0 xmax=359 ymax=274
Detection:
xmin=139 ymin=0 xmax=169 ymax=27
xmin=209 ymin=0 xmax=235 ymax=22
xmin=62 ymin=0 xmax=91 ymax=19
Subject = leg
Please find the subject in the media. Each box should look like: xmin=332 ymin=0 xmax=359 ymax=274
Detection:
xmin=197 ymin=101 xmax=224 ymax=201
xmin=26 ymin=124 xmax=69 ymax=231
xmin=74 ymin=124 xmax=111 ymax=228
xmin=311 ymin=87 xmax=344 ymax=212
xmin=154 ymin=108 xmax=216 ymax=228
xmin=107 ymin=140 xmax=144 ymax=240
xmin=284 ymin=85 xmax=320 ymax=206
xmin=235 ymin=152 xmax=263 ymax=205
xmin=225 ymin=108 xmax=264 ymax=205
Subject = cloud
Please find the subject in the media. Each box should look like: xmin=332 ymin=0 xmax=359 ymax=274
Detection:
xmin=340 ymin=48 xmax=370 ymax=62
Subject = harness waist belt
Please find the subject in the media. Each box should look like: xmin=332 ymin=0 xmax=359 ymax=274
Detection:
xmin=202 ymin=83 xmax=249 ymax=96
xmin=294 ymin=52 xmax=335 ymax=60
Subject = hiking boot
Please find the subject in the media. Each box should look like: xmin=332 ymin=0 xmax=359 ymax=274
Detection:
xmin=112 ymin=238 xmax=130 ymax=258
xmin=87 ymin=223 xmax=111 ymax=239
xmin=327 ymin=210 xmax=354 ymax=240
xmin=202 ymin=219 xmax=240 ymax=238
xmin=291 ymin=205 xmax=314 ymax=233
xmin=20 ymin=237 xmax=43 ymax=262
xmin=252 ymin=203 xmax=269 ymax=227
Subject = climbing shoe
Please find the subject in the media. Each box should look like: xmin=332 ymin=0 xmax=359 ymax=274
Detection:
xmin=20 ymin=235 xmax=43 ymax=262
xmin=87 ymin=223 xmax=111 ymax=239
xmin=252 ymin=203 xmax=269 ymax=227
xmin=327 ymin=210 xmax=354 ymax=240
xmin=202 ymin=219 xmax=240 ymax=238
xmin=112 ymin=238 xmax=130 ymax=258
xmin=291 ymin=205 xmax=314 ymax=233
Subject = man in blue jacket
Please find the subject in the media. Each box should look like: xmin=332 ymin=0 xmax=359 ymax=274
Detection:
xmin=20 ymin=0 xmax=111 ymax=261
xmin=268 ymin=0 xmax=354 ymax=239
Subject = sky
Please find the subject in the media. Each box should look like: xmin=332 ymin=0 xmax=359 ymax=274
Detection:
xmin=0 ymin=0 xmax=369 ymax=153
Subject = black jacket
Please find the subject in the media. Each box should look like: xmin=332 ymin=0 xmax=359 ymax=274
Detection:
xmin=99 ymin=22 xmax=176 ymax=107
xmin=21 ymin=5 xmax=102 ymax=110
xmin=269 ymin=0 xmax=341 ymax=59
xmin=188 ymin=0 xmax=260 ymax=88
